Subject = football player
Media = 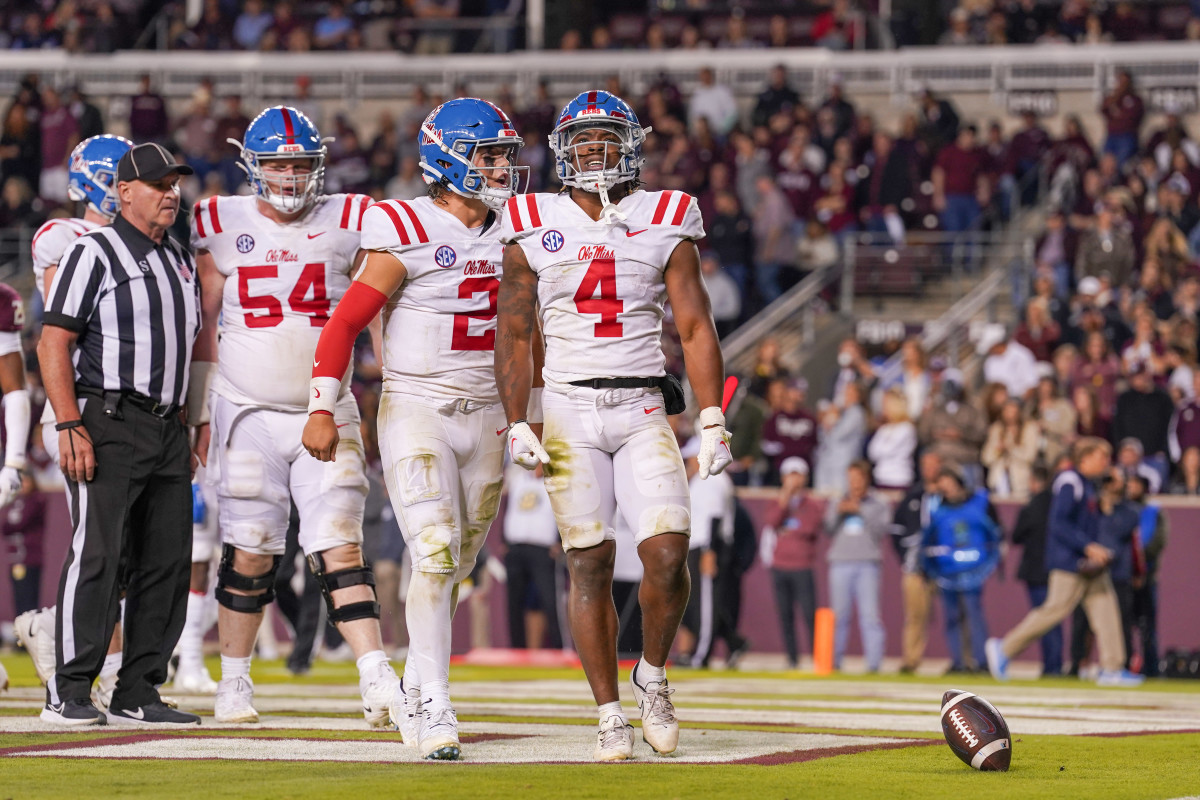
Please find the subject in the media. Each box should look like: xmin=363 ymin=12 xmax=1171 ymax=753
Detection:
xmin=303 ymin=97 xmax=526 ymax=760
xmin=15 ymin=135 xmax=132 ymax=714
xmin=493 ymin=90 xmax=732 ymax=761
xmin=190 ymin=106 xmax=398 ymax=726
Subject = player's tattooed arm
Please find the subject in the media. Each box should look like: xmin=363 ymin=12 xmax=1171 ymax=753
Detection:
xmin=664 ymin=240 xmax=724 ymax=411
xmin=496 ymin=243 xmax=538 ymax=425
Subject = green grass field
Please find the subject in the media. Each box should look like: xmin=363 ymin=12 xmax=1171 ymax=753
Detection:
xmin=3 ymin=653 xmax=1199 ymax=800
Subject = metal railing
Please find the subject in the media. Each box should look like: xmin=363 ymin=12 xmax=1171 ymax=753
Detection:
xmin=3 ymin=41 xmax=1200 ymax=105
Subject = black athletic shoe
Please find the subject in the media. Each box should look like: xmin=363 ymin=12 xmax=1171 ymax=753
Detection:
xmin=107 ymin=701 xmax=201 ymax=727
xmin=40 ymin=698 xmax=107 ymax=726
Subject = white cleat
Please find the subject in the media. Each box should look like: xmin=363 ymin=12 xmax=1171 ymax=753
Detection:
xmin=214 ymin=676 xmax=259 ymax=723
xmin=0 ymin=660 xmax=7 ymax=693
xmin=594 ymin=714 xmax=635 ymax=762
xmin=630 ymin=662 xmax=679 ymax=755
xmin=93 ymin=673 xmax=117 ymax=713
xmin=389 ymin=678 xmax=420 ymax=746
xmin=14 ymin=607 xmax=57 ymax=686
xmin=419 ymin=703 xmax=461 ymax=760
xmin=173 ymin=663 xmax=219 ymax=694
xmin=360 ymin=661 xmax=401 ymax=729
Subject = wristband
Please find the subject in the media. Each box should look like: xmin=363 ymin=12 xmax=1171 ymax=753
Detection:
xmin=308 ymin=376 xmax=341 ymax=415
xmin=310 ymin=410 xmax=333 ymax=417
xmin=55 ymin=419 xmax=85 ymax=431
xmin=698 ymin=406 xmax=725 ymax=429
xmin=506 ymin=418 xmax=527 ymax=434
xmin=526 ymin=388 xmax=543 ymax=425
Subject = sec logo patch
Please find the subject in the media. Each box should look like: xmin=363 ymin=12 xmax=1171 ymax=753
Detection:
xmin=236 ymin=234 xmax=255 ymax=253
xmin=542 ymin=230 xmax=564 ymax=252
xmin=435 ymin=245 xmax=457 ymax=268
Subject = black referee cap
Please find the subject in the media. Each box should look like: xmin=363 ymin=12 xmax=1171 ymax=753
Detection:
xmin=116 ymin=143 xmax=194 ymax=183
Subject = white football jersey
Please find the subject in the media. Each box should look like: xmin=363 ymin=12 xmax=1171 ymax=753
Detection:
xmin=361 ymin=196 xmax=504 ymax=403
xmin=499 ymin=190 xmax=704 ymax=392
xmin=191 ymin=193 xmax=369 ymax=410
xmin=32 ymin=217 xmax=101 ymax=297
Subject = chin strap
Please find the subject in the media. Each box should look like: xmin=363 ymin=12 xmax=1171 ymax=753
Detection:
xmin=596 ymin=183 xmax=627 ymax=224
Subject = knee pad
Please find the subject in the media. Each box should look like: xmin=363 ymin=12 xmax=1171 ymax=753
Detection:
xmin=225 ymin=450 xmax=266 ymax=499
xmin=408 ymin=524 xmax=457 ymax=575
xmin=636 ymin=504 xmax=691 ymax=540
xmin=307 ymin=551 xmax=380 ymax=624
xmin=215 ymin=544 xmax=281 ymax=613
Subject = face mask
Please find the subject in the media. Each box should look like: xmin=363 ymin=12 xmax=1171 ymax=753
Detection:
xmin=838 ymin=352 xmax=853 ymax=367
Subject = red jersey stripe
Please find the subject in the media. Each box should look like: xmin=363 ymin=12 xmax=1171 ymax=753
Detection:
xmin=671 ymin=193 xmax=691 ymax=226
xmin=340 ymin=196 xmax=353 ymax=229
xmin=525 ymin=195 xmax=541 ymax=228
xmin=207 ymin=196 xmax=222 ymax=234
xmin=356 ymin=196 xmax=371 ymax=230
xmin=193 ymin=203 xmax=207 ymax=238
xmin=651 ymin=191 xmax=673 ymax=225
xmin=378 ymin=201 xmax=411 ymax=246
xmin=397 ymin=201 xmax=428 ymax=243
xmin=507 ymin=196 xmax=524 ymax=232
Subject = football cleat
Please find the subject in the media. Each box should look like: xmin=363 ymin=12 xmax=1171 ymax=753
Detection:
xmin=0 ymin=660 xmax=7 ymax=693
xmin=985 ymin=638 xmax=1009 ymax=681
xmin=14 ymin=607 xmax=57 ymax=686
xmin=630 ymin=662 xmax=679 ymax=754
xmin=359 ymin=660 xmax=401 ymax=729
xmin=1096 ymin=669 xmax=1146 ymax=688
xmin=214 ymin=675 xmax=259 ymax=723
xmin=389 ymin=677 xmax=420 ymax=746
xmin=419 ymin=702 xmax=462 ymax=761
xmin=173 ymin=662 xmax=219 ymax=694
xmin=594 ymin=714 xmax=635 ymax=762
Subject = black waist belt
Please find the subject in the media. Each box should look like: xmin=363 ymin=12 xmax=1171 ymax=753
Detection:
xmin=79 ymin=386 xmax=181 ymax=419
xmin=568 ymin=377 xmax=661 ymax=390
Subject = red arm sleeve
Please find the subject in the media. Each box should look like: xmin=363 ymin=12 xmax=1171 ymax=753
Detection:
xmin=312 ymin=281 xmax=389 ymax=381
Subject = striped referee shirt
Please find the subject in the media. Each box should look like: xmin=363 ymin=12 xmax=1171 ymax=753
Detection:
xmin=44 ymin=214 xmax=201 ymax=407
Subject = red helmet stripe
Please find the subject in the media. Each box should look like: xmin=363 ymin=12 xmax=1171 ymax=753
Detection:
xmin=281 ymin=108 xmax=296 ymax=145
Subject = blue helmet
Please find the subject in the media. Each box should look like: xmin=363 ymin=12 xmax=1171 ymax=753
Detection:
xmin=419 ymin=98 xmax=524 ymax=210
xmin=67 ymin=134 xmax=133 ymax=219
xmin=232 ymin=106 xmax=328 ymax=213
xmin=550 ymin=90 xmax=648 ymax=195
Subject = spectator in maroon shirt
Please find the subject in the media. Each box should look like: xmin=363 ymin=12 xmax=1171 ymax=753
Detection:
xmin=762 ymin=457 xmax=823 ymax=669
xmin=933 ymin=125 xmax=989 ymax=234
xmin=2 ymin=473 xmax=46 ymax=616
xmin=761 ymin=378 xmax=819 ymax=486
xmin=129 ymin=73 xmax=169 ymax=145
xmin=858 ymin=131 xmax=916 ymax=243
xmin=1016 ymin=297 xmax=1063 ymax=362
xmin=1010 ymin=110 xmax=1052 ymax=205
xmin=1100 ymin=69 xmax=1145 ymax=167
xmin=1105 ymin=2 xmax=1146 ymax=42
xmin=1169 ymin=372 xmax=1200 ymax=464
xmin=38 ymin=86 xmax=77 ymax=203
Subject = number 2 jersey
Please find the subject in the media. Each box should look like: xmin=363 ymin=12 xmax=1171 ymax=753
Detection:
xmin=499 ymin=190 xmax=705 ymax=393
xmin=360 ymin=196 xmax=503 ymax=404
xmin=191 ymin=193 xmax=369 ymax=411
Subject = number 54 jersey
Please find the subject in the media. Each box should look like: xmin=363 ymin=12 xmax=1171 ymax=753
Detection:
xmin=191 ymin=193 xmax=370 ymax=410
xmin=360 ymin=196 xmax=504 ymax=404
xmin=499 ymin=190 xmax=704 ymax=393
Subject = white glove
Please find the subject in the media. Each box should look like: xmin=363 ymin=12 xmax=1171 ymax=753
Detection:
xmin=506 ymin=421 xmax=550 ymax=470
xmin=697 ymin=406 xmax=733 ymax=479
xmin=0 ymin=465 xmax=22 ymax=507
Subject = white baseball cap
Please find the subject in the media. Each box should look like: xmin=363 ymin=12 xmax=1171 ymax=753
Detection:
xmin=780 ymin=457 xmax=810 ymax=477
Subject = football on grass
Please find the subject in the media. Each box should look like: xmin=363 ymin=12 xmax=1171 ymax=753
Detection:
xmin=940 ymin=690 xmax=1012 ymax=771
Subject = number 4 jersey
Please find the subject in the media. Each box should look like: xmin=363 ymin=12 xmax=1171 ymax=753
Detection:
xmin=191 ymin=193 xmax=369 ymax=410
xmin=360 ymin=196 xmax=504 ymax=404
xmin=499 ymin=190 xmax=704 ymax=393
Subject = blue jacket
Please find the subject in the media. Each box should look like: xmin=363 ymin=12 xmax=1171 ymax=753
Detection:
xmin=1099 ymin=501 xmax=1139 ymax=583
xmin=922 ymin=489 xmax=1001 ymax=591
xmin=1045 ymin=469 xmax=1102 ymax=574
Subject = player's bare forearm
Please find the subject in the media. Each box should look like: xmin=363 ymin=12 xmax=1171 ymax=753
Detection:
xmin=496 ymin=243 xmax=537 ymax=423
xmin=193 ymin=250 xmax=225 ymax=364
xmin=37 ymin=325 xmax=81 ymax=423
xmin=664 ymin=241 xmax=724 ymax=410
xmin=0 ymin=351 xmax=25 ymax=394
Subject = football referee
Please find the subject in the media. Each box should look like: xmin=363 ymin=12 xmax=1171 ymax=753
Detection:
xmin=37 ymin=143 xmax=205 ymax=727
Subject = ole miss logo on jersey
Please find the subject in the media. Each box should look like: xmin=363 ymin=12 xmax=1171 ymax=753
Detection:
xmin=435 ymin=245 xmax=457 ymax=268
xmin=542 ymin=230 xmax=564 ymax=252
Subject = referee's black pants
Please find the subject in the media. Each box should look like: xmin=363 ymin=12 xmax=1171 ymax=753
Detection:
xmin=50 ymin=393 xmax=193 ymax=708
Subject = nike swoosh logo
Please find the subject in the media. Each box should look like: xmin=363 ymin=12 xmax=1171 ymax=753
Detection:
xmin=336 ymin=423 xmax=349 ymax=429
xmin=126 ymin=707 xmax=145 ymax=720
xmin=644 ymin=407 xmax=660 ymax=414
xmin=307 ymin=232 xmax=326 ymax=239
xmin=511 ymin=437 xmax=518 ymax=450
xmin=314 ymin=388 xmax=321 ymax=399
xmin=496 ymin=428 xmax=506 ymax=436
xmin=626 ymin=229 xmax=647 ymax=237
xmin=49 ymin=702 xmax=64 ymax=713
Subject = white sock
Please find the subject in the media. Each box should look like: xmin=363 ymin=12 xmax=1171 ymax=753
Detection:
xmin=423 ymin=679 xmax=451 ymax=707
xmin=178 ymin=591 xmax=207 ymax=671
xmin=402 ymin=654 xmax=419 ymax=697
xmin=221 ymin=655 xmax=252 ymax=681
xmin=356 ymin=649 xmax=388 ymax=682
xmin=637 ymin=657 xmax=666 ymax=685
xmin=100 ymin=653 xmax=122 ymax=680
xmin=405 ymin=571 xmax=454 ymax=690
xmin=598 ymin=701 xmax=626 ymax=724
